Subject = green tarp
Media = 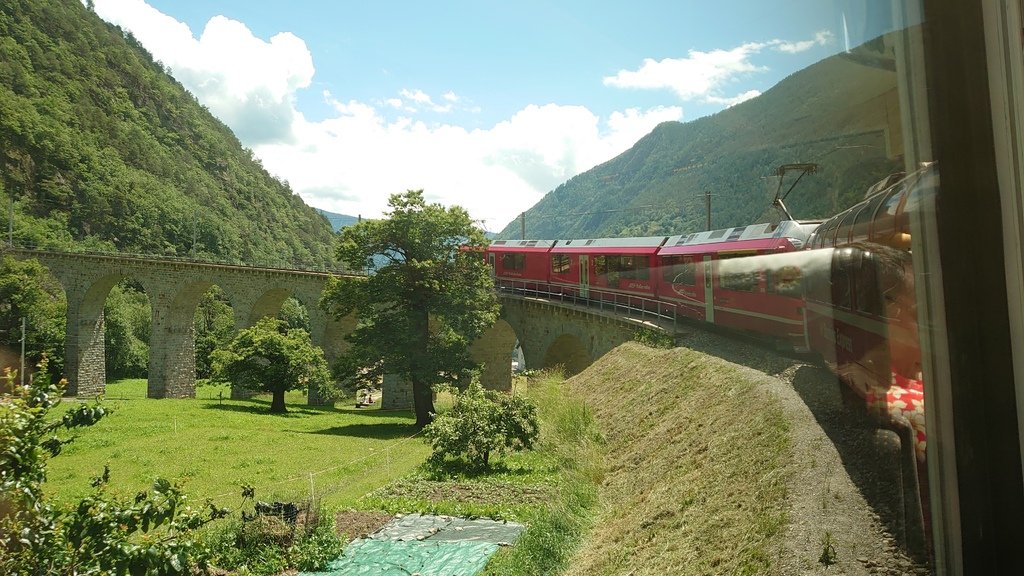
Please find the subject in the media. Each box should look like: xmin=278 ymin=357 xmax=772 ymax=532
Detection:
xmin=370 ymin=514 xmax=525 ymax=545
xmin=302 ymin=539 xmax=499 ymax=576
xmin=300 ymin=514 xmax=525 ymax=576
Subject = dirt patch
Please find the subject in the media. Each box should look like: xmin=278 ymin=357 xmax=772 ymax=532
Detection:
xmin=371 ymin=478 xmax=553 ymax=507
xmin=333 ymin=509 xmax=393 ymax=542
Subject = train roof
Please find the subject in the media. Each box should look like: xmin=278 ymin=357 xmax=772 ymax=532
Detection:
xmin=550 ymin=236 xmax=668 ymax=254
xmin=807 ymin=164 xmax=936 ymax=251
xmin=715 ymin=246 xmax=834 ymax=277
xmin=658 ymin=221 xmax=817 ymax=256
xmin=659 ymin=237 xmax=804 ymax=256
xmin=487 ymin=239 xmax=558 ymax=252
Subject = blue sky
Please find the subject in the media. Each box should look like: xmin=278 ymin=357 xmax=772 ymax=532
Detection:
xmin=90 ymin=1 xmax=859 ymax=231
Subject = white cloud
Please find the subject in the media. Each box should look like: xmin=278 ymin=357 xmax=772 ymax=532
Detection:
xmin=88 ymin=1 xmax=683 ymax=230
xmin=604 ymin=31 xmax=834 ymax=104
xmin=398 ymin=88 xmax=455 ymax=113
xmin=706 ymin=89 xmax=762 ymax=107
xmin=91 ymin=0 xmax=313 ymax=145
xmin=776 ymin=31 xmax=835 ymax=54
xmin=256 ymin=99 xmax=681 ymax=230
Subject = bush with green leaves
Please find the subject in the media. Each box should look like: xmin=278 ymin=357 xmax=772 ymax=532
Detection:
xmin=201 ymin=488 xmax=344 ymax=576
xmin=0 ymin=358 xmax=228 ymax=575
xmin=633 ymin=327 xmax=674 ymax=349
xmin=424 ymin=380 xmax=540 ymax=469
xmin=210 ymin=317 xmax=331 ymax=413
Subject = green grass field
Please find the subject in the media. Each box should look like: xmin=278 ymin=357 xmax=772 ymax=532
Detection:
xmin=44 ymin=379 xmax=432 ymax=510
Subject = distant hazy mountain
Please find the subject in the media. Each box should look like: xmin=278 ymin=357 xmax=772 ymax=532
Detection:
xmin=495 ymin=36 xmax=905 ymax=240
xmin=316 ymin=209 xmax=360 ymax=231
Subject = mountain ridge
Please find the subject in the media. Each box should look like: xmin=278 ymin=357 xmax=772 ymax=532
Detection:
xmin=496 ymin=39 xmax=904 ymax=240
xmin=0 ymin=0 xmax=337 ymax=267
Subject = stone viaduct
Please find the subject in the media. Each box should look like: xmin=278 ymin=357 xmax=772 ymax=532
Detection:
xmin=8 ymin=248 xmax=661 ymax=407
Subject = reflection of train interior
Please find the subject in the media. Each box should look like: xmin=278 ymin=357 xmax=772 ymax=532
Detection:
xmin=491 ymin=2 xmax=1018 ymax=571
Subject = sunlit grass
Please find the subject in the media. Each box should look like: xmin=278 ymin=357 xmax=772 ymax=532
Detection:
xmin=363 ymin=370 xmax=602 ymax=576
xmin=44 ymin=379 xmax=431 ymax=510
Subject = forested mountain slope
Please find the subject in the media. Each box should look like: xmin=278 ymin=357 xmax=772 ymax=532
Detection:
xmin=497 ymin=37 xmax=905 ymax=240
xmin=0 ymin=0 xmax=336 ymax=267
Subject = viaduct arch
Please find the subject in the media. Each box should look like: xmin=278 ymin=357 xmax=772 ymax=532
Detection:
xmin=9 ymin=249 xmax=665 ymax=406
xmin=9 ymin=248 xmax=355 ymax=402
xmin=470 ymin=294 xmax=665 ymax=392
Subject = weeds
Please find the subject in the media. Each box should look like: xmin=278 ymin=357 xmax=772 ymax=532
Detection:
xmin=819 ymin=530 xmax=838 ymax=567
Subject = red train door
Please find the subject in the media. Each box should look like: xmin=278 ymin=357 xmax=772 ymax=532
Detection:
xmin=703 ymin=255 xmax=715 ymax=323
xmin=579 ymin=254 xmax=590 ymax=297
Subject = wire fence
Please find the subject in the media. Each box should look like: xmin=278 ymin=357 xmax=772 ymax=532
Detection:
xmin=203 ymin=427 xmax=426 ymax=510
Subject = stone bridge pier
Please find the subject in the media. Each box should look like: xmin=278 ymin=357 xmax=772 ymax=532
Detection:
xmin=469 ymin=294 xmax=657 ymax=392
xmin=11 ymin=249 xmax=353 ymax=401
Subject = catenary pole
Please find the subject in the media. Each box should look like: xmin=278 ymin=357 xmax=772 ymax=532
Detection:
xmin=705 ymin=191 xmax=712 ymax=231
xmin=20 ymin=317 xmax=25 ymax=387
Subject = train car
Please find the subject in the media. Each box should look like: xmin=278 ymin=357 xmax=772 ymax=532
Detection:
xmin=485 ymin=239 xmax=557 ymax=290
xmin=807 ymin=164 xmax=937 ymax=250
xmin=655 ymin=221 xmax=818 ymax=347
xmin=548 ymin=236 xmax=667 ymax=301
xmin=803 ymin=166 xmax=933 ymax=466
xmin=801 ymin=242 xmax=927 ymax=547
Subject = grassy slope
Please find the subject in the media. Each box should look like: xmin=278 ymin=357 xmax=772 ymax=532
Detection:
xmin=44 ymin=379 xmax=430 ymax=509
xmin=42 ymin=345 xmax=794 ymax=575
xmin=562 ymin=342 xmax=792 ymax=575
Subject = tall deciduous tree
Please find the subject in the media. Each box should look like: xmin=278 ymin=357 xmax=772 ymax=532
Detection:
xmin=321 ymin=190 xmax=500 ymax=428
xmin=0 ymin=255 xmax=65 ymax=376
xmin=210 ymin=317 xmax=329 ymax=413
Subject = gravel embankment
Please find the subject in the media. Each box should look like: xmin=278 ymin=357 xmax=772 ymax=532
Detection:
xmin=674 ymin=327 xmax=932 ymax=575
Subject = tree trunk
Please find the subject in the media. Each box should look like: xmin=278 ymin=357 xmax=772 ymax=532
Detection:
xmin=412 ymin=378 xmax=435 ymax=428
xmin=270 ymin=389 xmax=287 ymax=413
xmin=410 ymin=302 xmax=435 ymax=428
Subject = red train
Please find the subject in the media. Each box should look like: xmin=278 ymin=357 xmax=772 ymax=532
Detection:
xmin=487 ymin=164 xmax=935 ymax=552
xmin=486 ymin=166 xmax=932 ymax=397
xmin=488 ymin=219 xmax=821 ymax=349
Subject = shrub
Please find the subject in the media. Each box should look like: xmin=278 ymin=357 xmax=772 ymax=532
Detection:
xmin=424 ymin=380 xmax=540 ymax=469
xmin=201 ymin=494 xmax=344 ymax=576
xmin=0 ymin=358 xmax=227 ymax=575
xmin=633 ymin=327 xmax=674 ymax=349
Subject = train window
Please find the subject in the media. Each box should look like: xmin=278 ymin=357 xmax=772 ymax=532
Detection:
xmin=634 ymin=257 xmax=650 ymax=280
xmin=661 ymin=256 xmax=679 ymax=281
xmin=663 ymin=256 xmax=696 ymax=285
xmin=593 ymin=255 xmax=606 ymax=275
xmin=818 ymin=218 xmax=841 ymax=248
xmin=677 ymin=261 xmax=695 ymax=284
xmin=871 ymin=183 xmax=906 ymax=244
xmin=850 ymin=190 xmax=888 ymax=242
xmin=832 ymin=261 xmax=853 ymax=310
xmin=551 ymin=254 xmax=570 ymax=274
xmin=501 ymin=253 xmax=525 ymax=270
xmin=801 ymin=256 xmax=831 ymax=304
xmin=854 ymin=258 xmax=883 ymax=316
xmin=832 ymin=211 xmax=856 ymax=244
xmin=720 ymin=269 xmax=761 ymax=292
xmin=619 ymin=256 xmax=634 ymax=277
xmin=768 ymin=265 xmax=802 ymax=297
xmin=881 ymin=183 xmax=907 ymax=218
